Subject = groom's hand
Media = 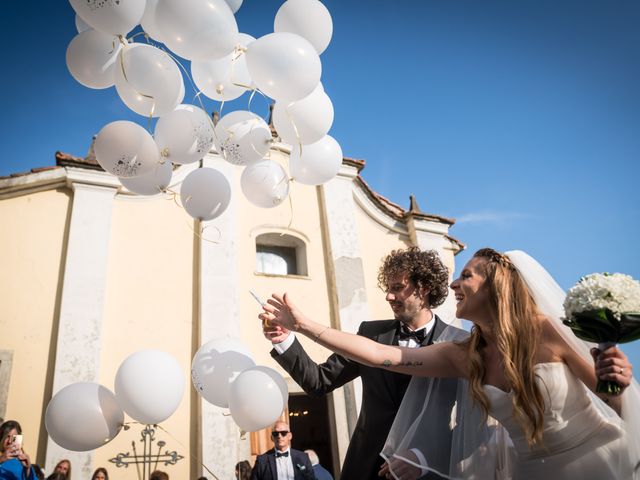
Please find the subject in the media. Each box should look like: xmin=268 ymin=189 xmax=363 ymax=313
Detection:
xmin=263 ymin=322 xmax=290 ymax=344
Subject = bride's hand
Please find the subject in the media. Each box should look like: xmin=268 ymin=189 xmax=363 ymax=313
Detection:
xmin=259 ymin=293 xmax=307 ymax=332
xmin=592 ymin=345 xmax=633 ymax=393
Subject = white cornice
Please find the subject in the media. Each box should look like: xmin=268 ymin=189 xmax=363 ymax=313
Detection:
xmin=351 ymin=182 xmax=408 ymax=235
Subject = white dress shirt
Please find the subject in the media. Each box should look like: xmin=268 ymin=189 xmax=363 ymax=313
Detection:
xmin=275 ymin=448 xmax=295 ymax=480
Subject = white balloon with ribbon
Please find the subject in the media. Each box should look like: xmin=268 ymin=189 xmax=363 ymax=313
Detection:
xmin=74 ymin=14 xmax=91 ymax=33
xmin=228 ymin=366 xmax=289 ymax=432
xmin=245 ymin=32 xmax=321 ymax=103
xmin=214 ymin=111 xmax=272 ymax=166
xmin=274 ymin=0 xmax=333 ymax=55
xmin=94 ymin=120 xmax=160 ymax=178
xmin=290 ymin=135 xmax=343 ymax=185
xmin=119 ymin=160 xmax=172 ymax=196
xmin=69 ymin=0 xmax=145 ymax=36
xmin=66 ymin=29 xmax=121 ymax=89
xmin=191 ymin=34 xmax=255 ymax=102
xmin=115 ymin=43 xmax=184 ymax=118
xmin=224 ymin=0 xmax=243 ymax=13
xmin=140 ymin=0 xmax=165 ymax=43
xmin=155 ymin=0 xmax=239 ymax=61
xmin=191 ymin=338 xmax=256 ymax=408
xmin=155 ymin=105 xmax=215 ymax=165
xmin=180 ymin=168 xmax=231 ymax=221
xmin=45 ymin=382 xmax=124 ymax=451
xmin=240 ymin=160 xmax=290 ymax=208
xmin=114 ymin=350 xmax=185 ymax=425
xmin=273 ymin=83 xmax=334 ymax=146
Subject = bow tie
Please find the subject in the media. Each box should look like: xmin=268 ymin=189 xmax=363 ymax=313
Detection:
xmin=398 ymin=325 xmax=427 ymax=344
xmin=275 ymin=451 xmax=289 ymax=458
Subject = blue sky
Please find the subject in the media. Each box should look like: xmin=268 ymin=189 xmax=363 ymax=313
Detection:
xmin=1 ymin=1 xmax=639 ymax=370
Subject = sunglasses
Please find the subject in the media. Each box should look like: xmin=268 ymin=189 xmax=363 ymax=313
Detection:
xmin=271 ymin=431 xmax=289 ymax=438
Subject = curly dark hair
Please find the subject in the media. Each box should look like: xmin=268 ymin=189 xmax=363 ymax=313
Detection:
xmin=377 ymin=247 xmax=449 ymax=308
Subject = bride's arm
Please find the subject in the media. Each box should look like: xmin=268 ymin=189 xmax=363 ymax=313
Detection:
xmin=259 ymin=293 xmax=467 ymax=378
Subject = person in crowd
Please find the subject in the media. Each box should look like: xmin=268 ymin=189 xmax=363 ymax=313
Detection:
xmin=262 ymin=248 xmax=464 ymax=479
xmin=31 ymin=464 xmax=44 ymax=480
xmin=44 ymin=474 xmax=65 ymax=480
xmin=260 ymin=248 xmax=639 ymax=479
xmin=303 ymin=450 xmax=332 ymax=480
xmin=51 ymin=460 xmax=70 ymax=480
xmin=91 ymin=467 xmax=108 ymax=480
xmin=0 ymin=420 xmax=36 ymax=480
xmin=251 ymin=420 xmax=315 ymax=480
xmin=235 ymin=460 xmax=251 ymax=480
xmin=149 ymin=470 xmax=169 ymax=480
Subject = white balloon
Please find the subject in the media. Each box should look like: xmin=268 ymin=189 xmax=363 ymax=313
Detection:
xmin=274 ymin=0 xmax=333 ymax=55
xmin=155 ymin=105 xmax=214 ymax=165
xmin=191 ymin=34 xmax=255 ymax=102
xmin=66 ymin=29 xmax=121 ymax=89
xmin=241 ymin=160 xmax=290 ymax=208
xmin=245 ymin=32 xmax=321 ymax=102
xmin=119 ymin=160 xmax=172 ymax=195
xmin=94 ymin=121 xmax=160 ymax=178
xmin=224 ymin=0 xmax=243 ymax=13
xmin=191 ymin=338 xmax=256 ymax=408
xmin=69 ymin=0 xmax=145 ymax=36
xmin=155 ymin=0 xmax=238 ymax=61
xmin=290 ymin=135 xmax=343 ymax=185
xmin=180 ymin=168 xmax=231 ymax=221
xmin=115 ymin=350 xmax=185 ymax=425
xmin=75 ymin=14 xmax=91 ymax=33
xmin=45 ymin=382 xmax=123 ymax=452
xmin=214 ymin=111 xmax=271 ymax=166
xmin=273 ymin=84 xmax=334 ymax=145
xmin=140 ymin=0 xmax=165 ymax=43
xmin=115 ymin=43 xmax=184 ymax=118
xmin=228 ymin=366 xmax=288 ymax=432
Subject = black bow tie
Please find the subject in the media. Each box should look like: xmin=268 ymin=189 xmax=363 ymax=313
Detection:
xmin=276 ymin=451 xmax=289 ymax=458
xmin=398 ymin=325 xmax=427 ymax=344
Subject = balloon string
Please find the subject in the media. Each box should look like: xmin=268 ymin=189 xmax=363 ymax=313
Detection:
xmin=117 ymin=37 xmax=156 ymax=132
xmin=285 ymin=178 xmax=295 ymax=232
xmin=283 ymin=103 xmax=304 ymax=157
xmin=187 ymin=219 xmax=222 ymax=244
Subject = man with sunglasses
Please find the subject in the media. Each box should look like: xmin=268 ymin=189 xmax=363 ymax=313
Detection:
xmin=251 ymin=421 xmax=315 ymax=480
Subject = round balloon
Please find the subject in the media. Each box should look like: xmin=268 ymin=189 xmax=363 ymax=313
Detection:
xmin=180 ymin=168 xmax=231 ymax=221
xmin=155 ymin=105 xmax=215 ymax=165
xmin=155 ymin=0 xmax=238 ymax=61
xmin=245 ymin=32 xmax=321 ymax=102
xmin=273 ymin=83 xmax=333 ymax=145
xmin=75 ymin=14 xmax=91 ymax=33
xmin=94 ymin=120 xmax=160 ymax=178
xmin=241 ymin=160 xmax=290 ymax=208
xmin=214 ymin=111 xmax=271 ymax=166
xmin=191 ymin=338 xmax=256 ymax=408
xmin=290 ymin=135 xmax=342 ymax=185
xmin=229 ymin=366 xmax=288 ymax=432
xmin=140 ymin=0 xmax=165 ymax=43
xmin=114 ymin=350 xmax=185 ymax=425
xmin=115 ymin=43 xmax=184 ymax=118
xmin=45 ymin=382 xmax=123 ymax=451
xmin=66 ymin=29 xmax=121 ymax=89
xmin=69 ymin=0 xmax=145 ymax=36
xmin=191 ymin=34 xmax=255 ymax=102
xmin=119 ymin=160 xmax=172 ymax=195
xmin=274 ymin=0 xmax=333 ymax=55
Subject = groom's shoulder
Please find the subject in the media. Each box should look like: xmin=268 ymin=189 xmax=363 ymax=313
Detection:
xmin=358 ymin=319 xmax=397 ymax=335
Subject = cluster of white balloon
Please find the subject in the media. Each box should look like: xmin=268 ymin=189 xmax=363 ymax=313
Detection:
xmin=45 ymin=339 xmax=285 ymax=452
xmin=66 ymin=0 xmax=342 ymax=221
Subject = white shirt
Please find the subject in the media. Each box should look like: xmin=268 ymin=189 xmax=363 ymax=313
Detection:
xmin=275 ymin=449 xmax=295 ymax=480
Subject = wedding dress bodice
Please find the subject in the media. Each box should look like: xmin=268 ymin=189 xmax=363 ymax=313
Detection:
xmin=482 ymin=362 xmax=628 ymax=478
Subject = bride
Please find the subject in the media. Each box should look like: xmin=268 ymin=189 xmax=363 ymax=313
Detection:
xmin=259 ymin=248 xmax=639 ymax=479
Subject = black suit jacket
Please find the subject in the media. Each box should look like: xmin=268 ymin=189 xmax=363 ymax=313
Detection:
xmin=251 ymin=448 xmax=316 ymax=480
xmin=272 ymin=316 xmax=454 ymax=480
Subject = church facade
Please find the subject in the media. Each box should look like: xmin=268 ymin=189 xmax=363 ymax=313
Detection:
xmin=0 ymin=142 xmax=463 ymax=479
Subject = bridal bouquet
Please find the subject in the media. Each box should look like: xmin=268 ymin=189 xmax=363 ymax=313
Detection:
xmin=563 ymin=272 xmax=640 ymax=394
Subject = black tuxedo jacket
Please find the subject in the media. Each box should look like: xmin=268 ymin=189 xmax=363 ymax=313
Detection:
xmin=251 ymin=448 xmax=316 ymax=480
xmin=272 ymin=316 xmax=455 ymax=480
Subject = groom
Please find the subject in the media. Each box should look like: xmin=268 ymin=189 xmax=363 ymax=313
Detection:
xmin=263 ymin=247 xmax=462 ymax=479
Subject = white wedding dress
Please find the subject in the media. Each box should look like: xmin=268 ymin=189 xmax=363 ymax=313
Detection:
xmin=484 ymin=361 xmax=632 ymax=479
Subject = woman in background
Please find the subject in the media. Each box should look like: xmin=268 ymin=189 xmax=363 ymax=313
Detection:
xmin=0 ymin=420 xmax=36 ymax=480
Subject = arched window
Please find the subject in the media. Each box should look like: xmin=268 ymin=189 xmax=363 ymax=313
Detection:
xmin=255 ymin=233 xmax=308 ymax=276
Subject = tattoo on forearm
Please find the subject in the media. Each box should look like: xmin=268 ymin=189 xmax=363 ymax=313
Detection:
xmin=382 ymin=359 xmax=424 ymax=367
